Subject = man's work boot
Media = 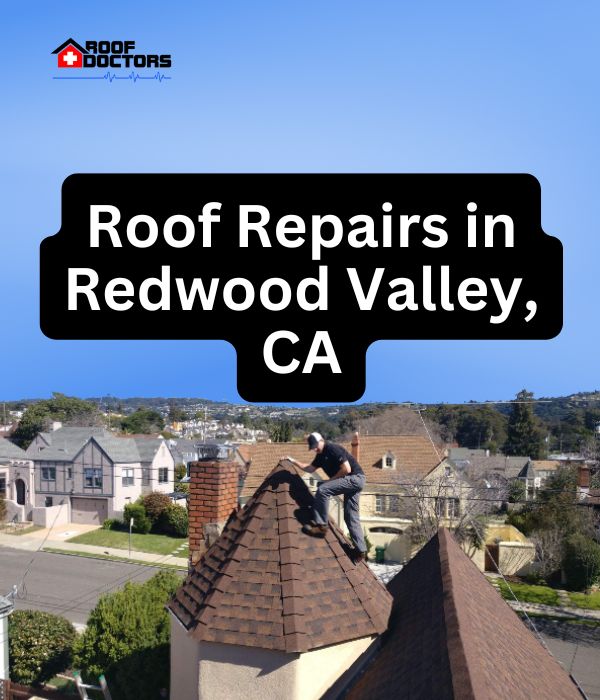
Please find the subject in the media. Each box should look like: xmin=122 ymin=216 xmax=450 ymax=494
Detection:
xmin=302 ymin=522 xmax=327 ymax=538
xmin=350 ymin=548 xmax=368 ymax=563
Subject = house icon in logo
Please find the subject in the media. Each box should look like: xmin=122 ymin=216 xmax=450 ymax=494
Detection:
xmin=52 ymin=38 xmax=88 ymax=68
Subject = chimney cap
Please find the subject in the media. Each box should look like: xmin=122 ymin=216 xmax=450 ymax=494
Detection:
xmin=194 ymin=442 xmax=234 ymax=461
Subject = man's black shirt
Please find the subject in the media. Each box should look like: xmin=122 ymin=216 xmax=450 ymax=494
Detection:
xmin=312 ymin=442 xmax=364 ymax=479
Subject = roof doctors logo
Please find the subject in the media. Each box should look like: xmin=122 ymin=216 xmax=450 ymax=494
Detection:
xmin=51 ymin=38 xmax=172 ymax=83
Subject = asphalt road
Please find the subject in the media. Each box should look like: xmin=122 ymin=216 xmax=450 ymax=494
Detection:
xmin=0 ymin=547 xmax=183 ymax=626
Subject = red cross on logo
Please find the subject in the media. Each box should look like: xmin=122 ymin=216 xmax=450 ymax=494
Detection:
xmin=57 ymin=45 xmax=83 ymax=68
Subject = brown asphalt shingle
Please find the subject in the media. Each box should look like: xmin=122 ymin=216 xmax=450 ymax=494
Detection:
xmin=169 ymin=461 xmax=392 ymax=653
xmin=240 ymin=436 xmax=441 ymax=497
xmin=345 ymin=528 xmax=582 ymax=700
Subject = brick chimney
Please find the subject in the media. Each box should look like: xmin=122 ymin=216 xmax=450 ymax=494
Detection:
xmin=577 ymin=465 xmax=590 ymax=501
xmin=351 ymin=431 xmax=360 ymax=462
xmin=188 ymin=460 xmax=238 ymax=567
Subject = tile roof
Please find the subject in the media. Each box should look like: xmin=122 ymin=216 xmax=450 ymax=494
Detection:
xmin=169 ymin=461 xmax=392 ymax=653
xmin=345 ymin=528 xmax=581 ymax=700
xmin=0 ymin=438 xmax=27 ymax=460
xmin=239 ymin=436 xmax=441 ymax=497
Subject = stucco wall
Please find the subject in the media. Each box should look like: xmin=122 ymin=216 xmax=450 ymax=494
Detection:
xmin=296 ymin=635 xmax=375 ymax=699
xmin=111 ymin=462 xmax=143 ymax=516
xmin=170 ymin=614 xmax=375 ymax=700
xmin=32 ymin=502 xmax=70 ymax=527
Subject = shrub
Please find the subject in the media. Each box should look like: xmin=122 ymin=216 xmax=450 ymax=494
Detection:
xmin=0 ymin=496 xmax=6 ymax=522
xmin=563 ymin=534 xmax=600 ymax=591
xmin=142 ymin=492 xmax=172 ymax=526
xmin=159 ymin=503 xmax=188 ymax=537
xmin=123 ymin=502 xmax=151 ymax=534
xmin=174 ymin=463 xmax=187 ymax=481
xmin=9 ymin=610 xmax=76 ymax=686
xmin=102 ymin=518 xmax=121 ymax=531
xmin=73 ymin=570 xmax=181 ymax=700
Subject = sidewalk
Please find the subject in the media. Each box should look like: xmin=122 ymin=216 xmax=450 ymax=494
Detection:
xmin=0 ymin=525 xmax=188 ymax=568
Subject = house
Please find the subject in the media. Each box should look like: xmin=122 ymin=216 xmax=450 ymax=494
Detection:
xmin=237 ymin=434 xmax=451 ymax=562
xmin=0 ymin=438 xmax=33 ymax=521
xmin=168 ymin=458 xmax=581 ymax=700
xmin=24 ymin=426 xmax=174 ymax=524
xmin=51 ymin=38 xmax=88 ymax=69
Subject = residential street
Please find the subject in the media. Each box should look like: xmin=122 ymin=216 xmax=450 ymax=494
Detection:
xmin=0 ymin=546 xmax=183 ymax=626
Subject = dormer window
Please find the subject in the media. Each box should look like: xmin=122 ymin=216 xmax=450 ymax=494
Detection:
xmin=383 ymin=452 xmax=396 ymax=469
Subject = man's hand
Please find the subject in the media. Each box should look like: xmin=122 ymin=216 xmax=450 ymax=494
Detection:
xmin=331 ymin=461 xmax=352 ymax=479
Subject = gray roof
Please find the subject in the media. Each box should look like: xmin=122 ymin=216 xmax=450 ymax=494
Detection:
xmin=518 ymin=461 xmax=536 ymax=479
xmin=94 ymin=436 xmax=140 ymax=463
xmin=451 ymin=454 xmax=530 ymax=480
xmin=0 ymin=438 xmax=27 ymax=460
xmin=26 ymin=426 xmax=109 ymax=460
xmin=167 ymin=439 xmax=200 ymax=465
xmin=132 ymin=437 xmax=164 ymax=462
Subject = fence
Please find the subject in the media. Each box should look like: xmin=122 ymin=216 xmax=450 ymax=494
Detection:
xmin=0 ymin=679 xmax=73 ymax=700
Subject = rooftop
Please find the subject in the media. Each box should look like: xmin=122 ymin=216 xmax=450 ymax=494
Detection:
xmin=344 ymin=529 xmax=581 ymax=700
xmin=169 ymin=461 xmax=392 ymax=653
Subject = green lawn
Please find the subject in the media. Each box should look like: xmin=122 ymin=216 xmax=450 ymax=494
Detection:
xmin=567 ymin=591 xmax=600 ymax=610
xmin=67 ymin=528 xmax=187 ymax=555
xmin=494 ymin=579 xmax=561 ymax=606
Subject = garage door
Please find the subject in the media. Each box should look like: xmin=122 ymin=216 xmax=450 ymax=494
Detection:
xmin=71 ymin=497 xmax=108 ymax=525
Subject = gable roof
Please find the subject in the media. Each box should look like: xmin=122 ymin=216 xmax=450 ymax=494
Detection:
xmin=518 ymin=461 xmax=536 ymax=479
xmin=344 ymin=528 xmax=581 ymax=700
xmin=169 ymin=461 xmax=392 ymax=653
xmin=26 ymin=427 xmax=110 ymax=461
xmin=239 ymin=435 xmax=441 ymax=497
xmin=51 ymin=38 xmax=88 ymax=54
xmin=132 ymin=436 xmax=165 ymax=462
xmin=0 ymin=438 xmax=27 ymax=460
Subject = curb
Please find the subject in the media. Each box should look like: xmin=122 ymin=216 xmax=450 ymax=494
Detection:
xmin=42 ymin=547 xmax=187 ymax=571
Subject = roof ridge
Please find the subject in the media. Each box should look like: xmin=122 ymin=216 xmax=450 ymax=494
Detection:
xmin=437 ymin=529 xmax=479 ymax=700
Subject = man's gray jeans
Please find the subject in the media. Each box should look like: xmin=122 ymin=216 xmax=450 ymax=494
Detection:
xmin=313 ymin=473 xmax=367 ymax=552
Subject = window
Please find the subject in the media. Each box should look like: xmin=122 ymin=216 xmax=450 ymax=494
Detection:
xmin=158 ymin=468 xmax=169 ymax=484
xmin=44 ymin=496 xmax=53 ymax=507
xmin=383 ymin=452 xmax=396 ymax=469
xmin=0 ymin=474 xmax=6 ymax=496
xmin=388 ymin=495 xmax=400 ymax=513
xmin=375 ymin=495 xmax=400 ymax=513
xmin=122 ymin=468 xmax=134 ymax=487
xmin=41 ymin=466 xmax=56 ymax=481
xmin=447 ymin=498 xmax=460 ymax=518
xmin=84 ymin=468 xmax=102 ymax=489
xmin=66 ymin=467 xmax=73 ymax=480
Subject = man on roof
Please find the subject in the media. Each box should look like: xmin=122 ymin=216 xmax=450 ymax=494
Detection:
xmin=287 ymin=432 xmax=367 ymax=562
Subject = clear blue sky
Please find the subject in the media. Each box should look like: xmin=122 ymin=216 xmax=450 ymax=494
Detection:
xmin=2 ymin=2 xmax=598 ymax=405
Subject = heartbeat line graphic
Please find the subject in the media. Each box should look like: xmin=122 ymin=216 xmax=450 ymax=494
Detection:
xmin=53 ymin=71 xmax=171 ymax=83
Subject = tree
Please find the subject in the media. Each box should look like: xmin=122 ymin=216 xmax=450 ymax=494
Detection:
xmin=563 ymin=534 xmax=600 ymax=591
xmin=120 ymin=408 xmax=165 ymax=434
xmin=504 ymin=390 xmax=545 ymax=458
xmin=12 ymin=393 xmax=100 ymax=448
xmin=168 ymin=403 xmax=187 ymax=424
xmin=74 ymin=571 xmax=180 ymax=700
xmin=9 ymin=610 xmax=76 ymax=686
xmin=142 ymin=492 xmax=172 ymax=526
xmin=269 ymin=421 xmax=293 ymax=442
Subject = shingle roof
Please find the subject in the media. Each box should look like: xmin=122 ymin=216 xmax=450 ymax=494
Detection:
xmin=345 ymin=528 xmax=581 ymax=700
xmin=239 ymin=436 xmax=440 ymax=497
xmin=0 ymin=438 xmax=27 ymax=460
xmin=94 ymin=436 xmax=140 ymax=463
xmin=26 ymin=426 xmax=109 ymax=460
xmin=132 ymin=437 xmax=164 ymax=462
xmin=169 ymin=461 xmax=392 ymax=653
xmin=517 ymin=461 xmax=536 ymax=479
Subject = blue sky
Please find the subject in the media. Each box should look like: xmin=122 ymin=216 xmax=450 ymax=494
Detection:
xmin=2 ymin=2 xmax=598 ymax=405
